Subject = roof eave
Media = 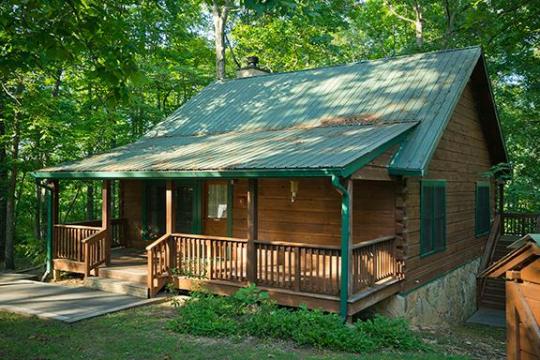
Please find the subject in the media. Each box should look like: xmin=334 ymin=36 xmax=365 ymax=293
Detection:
xmin=31 ymin=168 xmax=343 ymax=180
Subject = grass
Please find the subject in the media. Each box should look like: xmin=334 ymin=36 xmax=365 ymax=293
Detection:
xmin=0 ymin=302 xmax=505 ymax=360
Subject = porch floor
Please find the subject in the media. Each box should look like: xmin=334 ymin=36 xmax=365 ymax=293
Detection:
xmin=98 ymin=248 xmax=147 ymax=284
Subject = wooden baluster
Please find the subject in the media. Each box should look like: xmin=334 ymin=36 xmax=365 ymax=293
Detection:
xmin=294 ymin=247 xmax=301 ymax=292
xmin=287 ymin=246 xmax=291 ymax=289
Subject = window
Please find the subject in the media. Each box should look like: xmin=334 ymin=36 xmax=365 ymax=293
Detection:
xmin=207 ymin=183 xmax=228 ymax=219
xmin=475 ymin=182 xmax=491 ymax=236
xmin=420 ymin=180 xmax=447 ymax=257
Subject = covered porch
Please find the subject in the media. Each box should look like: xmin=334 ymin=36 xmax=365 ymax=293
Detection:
xmin=43 ymin=175 xmax=404 ymax=319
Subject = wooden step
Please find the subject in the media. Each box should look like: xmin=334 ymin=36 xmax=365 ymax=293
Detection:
xmin=98 ymin=266 xmax=147 ymax=284
xmin=84 ymin=277 xmax=149 ymax=298
xmin=479 ymin=298 xmax=505 ymax=310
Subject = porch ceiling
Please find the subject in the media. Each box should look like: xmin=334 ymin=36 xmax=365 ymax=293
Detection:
xmin=33 ymin=122 xmax=417 ymax=179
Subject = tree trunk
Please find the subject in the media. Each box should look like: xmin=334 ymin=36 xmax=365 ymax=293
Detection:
xmin=413 ymin=1 xmax=423 ymax=48
xmin=212 ymin=2 xmax=229 ymax=80
xmin=34 ymin=183 xmax=42 ymax=241
xmin=5 ymin=107 xmax=20 ymax=270
xmin=86 ymin=182 xmax=95 ymax=221
xmin=0 ymin=100 xmax=6 ymax=263
xmin=33 ymin=136 xmax=42 ymax=242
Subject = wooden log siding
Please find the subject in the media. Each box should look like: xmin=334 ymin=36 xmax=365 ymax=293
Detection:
xmin=53 ymin=224 xmax=101 ymax=262
xmin=402 ymin=84 xmax=497 ymax=291
xmin=232 ymin=178 xmax=396 ymax=246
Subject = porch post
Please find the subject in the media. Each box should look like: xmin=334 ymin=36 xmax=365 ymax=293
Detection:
xmin=102 ymin=180 xmax=112 ymax=265
xmin=166 ymin=180 xmax=176 ymax=271
xmin=50 ymin=180 xmax=60 ymax=280
xmin=51 ymin=180 xmax=59 ymax=225
xmin=165 ymin=180 xmax=176 ymax=234
xmin=246 ymin=179 xmax=258 ymax=283
xmin=331 ymin=175 xmax=352 ymax=321
xmin=346 ymin=179 xmax=353 ymax=299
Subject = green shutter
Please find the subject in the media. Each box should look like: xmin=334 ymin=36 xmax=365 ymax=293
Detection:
xmin=420 ymin=180 xmax=447 ymax=257
xmin=475 ymin=182 xmax=491 ymax=236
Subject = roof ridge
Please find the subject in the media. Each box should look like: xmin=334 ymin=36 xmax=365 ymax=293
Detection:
xmin=141 ymin=119 xmax=420 ymax=142
xmin=223 ymin=46 xmax=482 ymax=82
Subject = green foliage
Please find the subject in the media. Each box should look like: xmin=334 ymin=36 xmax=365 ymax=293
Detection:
xmin=1 ymin=0 xmax=539 ymax=268
xmin=169 ymin=286 xmax=427 ymax=353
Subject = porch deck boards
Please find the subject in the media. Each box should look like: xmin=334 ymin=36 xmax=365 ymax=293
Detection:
xmin=98 ymin=248 xmax=147 ymax=284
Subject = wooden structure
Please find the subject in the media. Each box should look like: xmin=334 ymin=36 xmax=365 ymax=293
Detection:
xmin=34 ymin=47 xmax=510 ymax=320
xmin=477 ymin=212 xmax=540 ymax=309
xmin=481 ymin=234 xmax=540 ymax=359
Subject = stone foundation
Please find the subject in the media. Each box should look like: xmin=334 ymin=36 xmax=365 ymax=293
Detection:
xmin=374 ymin=258 xmax=480 ymax=326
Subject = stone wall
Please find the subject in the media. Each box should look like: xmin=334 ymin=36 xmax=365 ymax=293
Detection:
xmin=374 ymin=258 xmax=480 ymax=326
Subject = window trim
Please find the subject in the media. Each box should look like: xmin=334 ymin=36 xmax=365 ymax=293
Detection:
xmin=475 ymin=181 xmax=491 ymax=237
xmin=420 ymin=179 xmax=447 ymax=258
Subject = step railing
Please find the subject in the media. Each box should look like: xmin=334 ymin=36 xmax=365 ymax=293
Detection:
xmin=146 ymin=233 xmax=172 ymax=297
xmin=477 ymin=214 xmax=502 ymax=305
xmin=351 ymin=236 xmax=399 ymax=293
xmin=82 ymin=229 xmax=107 ymax=277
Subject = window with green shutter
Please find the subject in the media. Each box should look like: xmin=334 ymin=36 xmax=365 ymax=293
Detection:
xmin=420 ymin=180 xmax=447 ymax=257
xmin=475 ymin=182 xmax=491 ymax=236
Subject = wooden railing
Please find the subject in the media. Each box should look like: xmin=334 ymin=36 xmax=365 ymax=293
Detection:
xmin=146 ymin=233 xmax=402 ymax=298
xmin=351 ymin=236 xmax=398 ymax=293
xmin=146 ymin=234 xmax=172 ymax=297
xmin=502 ymin=212 xmax=540 ymax=236
xmin=173 ymin=234 xmax=248 ymax=282
xmin=70 ymin=218 xmax=127 ymax=247
xmin=255 ymin=240 xmax=341 ymax=296
xmin=83 ymin=229 xmax=107 ymax=276
xmin=53 ymin=224 xmax=101 ymax=262
xmin=507 ymin=281 xmax=540 ymax=357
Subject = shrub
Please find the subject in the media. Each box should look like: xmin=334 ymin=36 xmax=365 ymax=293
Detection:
xmin=169 ymin=292 xmax=241 ymax=336
xmin=169 ymin=286 xmax=426 ymax=354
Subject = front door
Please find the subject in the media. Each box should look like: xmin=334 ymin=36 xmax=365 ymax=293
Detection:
xmin=175 ymin=181 xmax=202 ymax=234
xmin=203 ymin=180 xmax=230 ymax=237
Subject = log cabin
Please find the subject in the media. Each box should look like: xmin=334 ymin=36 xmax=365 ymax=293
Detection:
xmin=33 ymin=46 xmax=509 ymax=322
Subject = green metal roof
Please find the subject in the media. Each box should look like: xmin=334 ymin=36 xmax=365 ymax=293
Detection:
xmin=34 ymin=122 xmax=417 ymax=179
xmin=35 ymin=46 xmax=505 ymax=179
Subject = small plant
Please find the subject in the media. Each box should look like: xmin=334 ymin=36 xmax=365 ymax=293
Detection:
xmin=170 ymin=262 xmax=208 ymax=279
xmin=168 ymin=286 xmax=427 ymax=354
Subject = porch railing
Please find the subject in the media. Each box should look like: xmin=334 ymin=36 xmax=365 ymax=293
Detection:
xmin=502 ymin=212 xmax=540 ymax=236
xmin=352 ymin=236 xmax=399 ymax=293
xmin=173 ymin=234 xmax=248 ymax=281
xmin=70 ymin=218 xmax=127 ymax=247
xmin=147 ymin=233 xmax=400 ymax=298
xmin=53 ymin=224 xmax=101 ymax=262
xmin=255 ymin=240 xmax=341 ymax=296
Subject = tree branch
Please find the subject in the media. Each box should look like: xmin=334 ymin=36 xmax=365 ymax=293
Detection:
xmin=385 ymin=1 xmax=415 ymax=24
